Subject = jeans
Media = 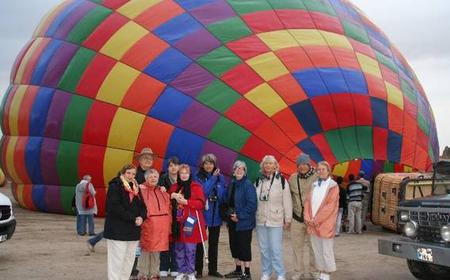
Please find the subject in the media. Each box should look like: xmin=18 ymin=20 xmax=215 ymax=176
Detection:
xmin=88 ymin=231 xmax=104 ymax=246
xmin=348 ymin=201 xmax=362 ymax=234
xmin=160 ymin=243 xmax=177 ymax=272
xmin=256 ymin=225 xmax=285 ymax=278
xmin=77 ymin=214 xmax=95 ymax=235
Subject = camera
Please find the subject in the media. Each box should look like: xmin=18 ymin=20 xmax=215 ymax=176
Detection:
xmin=227 ymin=207 xmax=236 ymax=216
xmin=260 ymin=191 xmax=270 ymax=201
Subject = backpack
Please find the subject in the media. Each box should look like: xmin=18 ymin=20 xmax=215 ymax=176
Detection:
xmin=255 ymin=172 xmax=286 ymax=189
xmin=82 ymin=183 xmax=95 ymax=209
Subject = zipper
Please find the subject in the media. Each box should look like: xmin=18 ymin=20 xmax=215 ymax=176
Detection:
xmin=154 ymin=188 xmax=161 ymax=211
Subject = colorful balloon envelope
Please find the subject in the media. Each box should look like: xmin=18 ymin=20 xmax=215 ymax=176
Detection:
xmin=0 ymin=0 xmax=439 ymax=215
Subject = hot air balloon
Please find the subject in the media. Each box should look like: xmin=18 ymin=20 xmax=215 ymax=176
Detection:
xmin=0 ymin=0 xmax=439 ymax=215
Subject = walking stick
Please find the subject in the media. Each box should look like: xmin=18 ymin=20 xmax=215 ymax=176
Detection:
xmin=196 ymin=210 xmax=209 ymax=264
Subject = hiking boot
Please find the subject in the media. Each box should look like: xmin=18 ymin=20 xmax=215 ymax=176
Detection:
xmin=208 ymin=272 xmax=224 ymax=278
xmin=225 ymin=270 xmax=242 ymax=279
xmin=239 ymin=274 xmax=251 ymax=280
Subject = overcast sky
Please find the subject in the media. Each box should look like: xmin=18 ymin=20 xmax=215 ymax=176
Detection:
xmin=0 ymin=0 xmax=449 ymax=153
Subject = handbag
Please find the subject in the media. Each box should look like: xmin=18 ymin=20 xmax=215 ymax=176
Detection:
xmin=292 ymin=175 xmax=304 ymax=223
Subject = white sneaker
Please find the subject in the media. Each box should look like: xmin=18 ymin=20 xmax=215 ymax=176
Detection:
xmin=160 ymin=271 xmax=168 ymax=277
xmin=171 ymin=272 xmax=179 ymax=277
xmin=187 ymin=273 xmax=196 ymax=280
xmin=319 ymin=273 xmax=330 ymax=280
xmin=277 ymin=276 xmax=286 ymax=280
xmin=175 ymin=274 xmax=185 ymax=280
xmin=261 ymin=274 xmax=270 ymax=280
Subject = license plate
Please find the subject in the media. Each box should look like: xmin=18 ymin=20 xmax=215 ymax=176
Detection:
xmin=417 ymin=247 xmax=433 ymax=262
xmin=0 ymin=234 xmax=7 ymax=242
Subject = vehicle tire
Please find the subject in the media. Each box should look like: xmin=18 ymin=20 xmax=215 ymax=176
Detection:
xmin=407 ymin=259 xmax=429 ymax=279
xmin=407 ymin=259 xmax=450 ymax=280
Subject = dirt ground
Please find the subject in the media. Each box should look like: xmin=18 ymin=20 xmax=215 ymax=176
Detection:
xmin=0 ymin=185 xmax=415 ymax=280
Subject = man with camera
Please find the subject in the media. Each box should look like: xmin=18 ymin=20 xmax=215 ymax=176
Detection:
xmin=288 ymin=154 xmax=318 ymax=280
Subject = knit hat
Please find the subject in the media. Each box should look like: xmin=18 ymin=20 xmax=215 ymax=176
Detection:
xmin=296 ymin=153 xmax=311 ymax=166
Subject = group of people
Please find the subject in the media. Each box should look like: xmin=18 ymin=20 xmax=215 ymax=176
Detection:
xmin=76 ymin=147 xmax=346 ymax=280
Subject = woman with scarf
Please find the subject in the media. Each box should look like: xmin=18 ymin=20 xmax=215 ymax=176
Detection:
xmin=169 ymin=164 xmax=207 ymax=280
xmin=255 ymin=155 xmax=292 ymax=280
xmin=303 ymin=161 xmax=339 ymax=280
xmin=138 ymin=169 xmax=171 ymax=280
xmin=223 ymin=160 xmax=257 ymax=280
xmin=104 ymin=164 xmax=147 ymax=280
xmin=194 ymin=153 xmax=226 ymax=278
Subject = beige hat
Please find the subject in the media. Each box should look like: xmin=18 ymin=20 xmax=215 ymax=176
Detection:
xmin=135 ymin=147 xmax=154 ymax=160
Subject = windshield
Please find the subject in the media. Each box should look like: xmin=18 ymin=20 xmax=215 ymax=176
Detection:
xmin=432 ymin=180 xmax=450 ymax=195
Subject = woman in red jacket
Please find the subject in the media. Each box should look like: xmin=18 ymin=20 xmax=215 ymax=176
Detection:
xmin=169 ymin=164 xmax=207 ymax=280
xmin=303 ymin=161 xmax=339 ymax=280
xmin=138 ymin=169 xmax=171 ymax=280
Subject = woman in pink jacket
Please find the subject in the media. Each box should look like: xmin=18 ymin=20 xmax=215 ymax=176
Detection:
xmin=138 ymin=169 xmax=171 ymax=280
xmin=303 ymin=161 xmax=339 ymax=280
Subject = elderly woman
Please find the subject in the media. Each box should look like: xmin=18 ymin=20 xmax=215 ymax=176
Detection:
xmin=104 ymin=164 xmax=147 ymax=280
xmin=138 ymin=169 xmax=171 ymax=280
xmin=255 ymin=155 xmax=292 ymax=280
xmin=194 ymin=153 xmax=226 ymax=278
xmin=303 ymin=161 xmax=339 ymax=280
xmin=169 ymin=164 xmax=207 ymax=280
xmin=224 ymin=160 xmax=257 ymax=280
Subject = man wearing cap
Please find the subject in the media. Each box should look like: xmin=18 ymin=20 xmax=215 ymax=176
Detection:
xmin=136 ymin=148 xmax=155 ymax=184
xmin=130 ymin=147 xmax=154 ymax=279
xmin=356 ymin=171 xmax=371 ymax=231
xmin=288 ymin=154 xmax=318 ymax=280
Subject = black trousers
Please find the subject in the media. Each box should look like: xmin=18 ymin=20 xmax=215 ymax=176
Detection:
xmin=195 ymin=225 xmax=221 ymax=273
xmin=228 ymin=222 xmax=252 ymax=262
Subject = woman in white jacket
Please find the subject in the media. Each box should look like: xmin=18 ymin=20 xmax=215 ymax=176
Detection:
xmin=255 ymin=155 xmax=292 ymax=280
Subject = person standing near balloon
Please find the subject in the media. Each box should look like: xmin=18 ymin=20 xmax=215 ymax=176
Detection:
xmin=169 ymin=164 xmax=207 ymax=280
xmin=104 ymin=164 xmax=147 ymax=280
xmin=75 ymin=174 xmax=97 ymax=236
xmin=223 ymin=160 xmax=257 ymax=280
xmin=194 ymin=154 xmax=226 ymax=278
xmin=288 ymin=154 xmax=318 ymax=280
xmin=138 ymin=169 xmax=172 ymax=280
xmin=255 ymin=155 xmax=292 ymax=280
xmin=132 ymin=147 xmax=155 ymax=278
xmin=303 ymin=161 xmax=339 ymax=280
xmin=135 ymin=147 xmax=155 ymax=185
xmin=159 ymin=156 xmax=181 ymax=277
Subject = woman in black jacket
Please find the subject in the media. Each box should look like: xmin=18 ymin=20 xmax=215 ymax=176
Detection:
xmin=104 ymin=164 xmax=147 ymax=280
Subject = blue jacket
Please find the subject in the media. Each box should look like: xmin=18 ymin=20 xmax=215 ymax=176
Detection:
xmin=226 ymin=176 xmax=257 ymax=231
xmin=195 ymin=172 xmax=226 ymax=227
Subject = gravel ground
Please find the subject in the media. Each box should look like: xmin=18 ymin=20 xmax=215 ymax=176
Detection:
xmin=0 ymin=186 xmax=415 ymax=280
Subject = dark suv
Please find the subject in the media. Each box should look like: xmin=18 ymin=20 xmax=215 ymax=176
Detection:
xmin=0 ymin=191 xmax=16 ymax=243
xmin=378 ymin=160 xmax=450 ymax=280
